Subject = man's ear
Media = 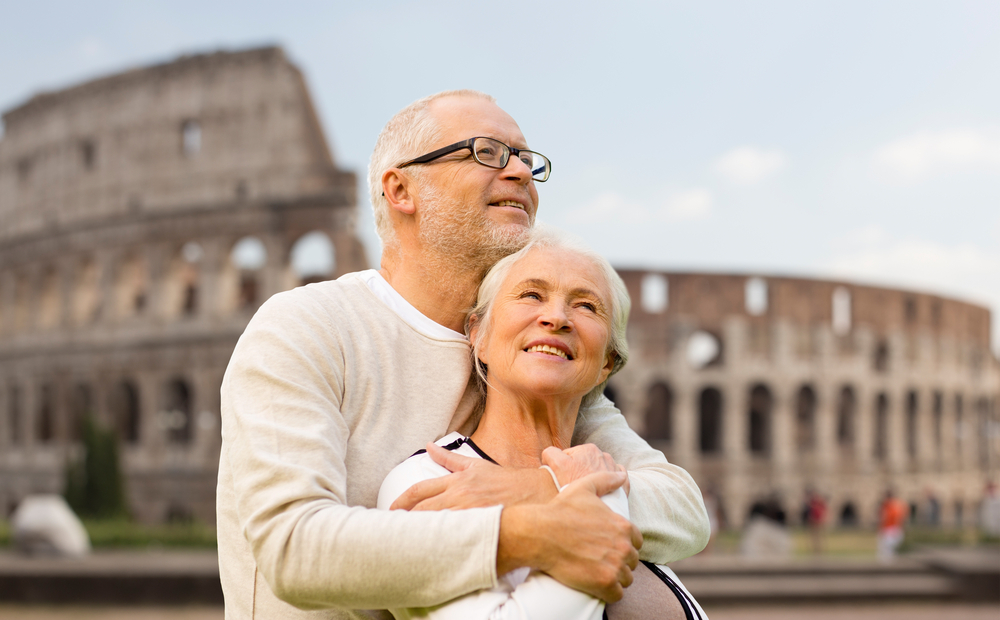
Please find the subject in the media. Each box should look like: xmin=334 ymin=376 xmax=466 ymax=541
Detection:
xmin=382 ymin=168 xmax=416 ymax=215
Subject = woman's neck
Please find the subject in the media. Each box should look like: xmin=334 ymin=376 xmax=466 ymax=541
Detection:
xmin=469 ymin=391 xmax=582 ymax=469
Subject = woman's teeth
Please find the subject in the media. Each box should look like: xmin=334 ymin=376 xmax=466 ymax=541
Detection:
xmin=525 ymin=344 xmax=568 ymax=359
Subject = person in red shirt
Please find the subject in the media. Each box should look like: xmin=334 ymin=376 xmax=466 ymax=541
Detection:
xmin=806 ymin=489 xmax=828 ymax=554
xmin=878 ymin=490 xmax=907 ymax=562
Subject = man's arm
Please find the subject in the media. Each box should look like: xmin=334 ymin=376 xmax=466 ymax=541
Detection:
xmin=219 ymin=290 xmax=501 ymax=610
xmin=573 ymin=395 xmax=711 ymax=564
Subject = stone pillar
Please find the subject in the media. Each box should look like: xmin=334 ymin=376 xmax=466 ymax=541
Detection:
xmin=57 ymin=257 xmax=75 ymax=329
xmin=815 ymin=383 xmax=836 ymax=477
xmin=198 ymin=237 xmax=224 ymax=320
xmin=137 ymin=372 xmax=161 ymax=455
xmin=771 ymin=384 xmax=794 ymax=478
xmin=723 ymin=381 xmax=747 ymax=468
xmin=672 ymin=380 xmax=697 ymax=474
xmin=887 ymin=387 xmax=907 ymax=474
xmin=855 ymin=385 xmax=874 ymax=474
xmin=145 ymin=244 xmax=167 ymax=323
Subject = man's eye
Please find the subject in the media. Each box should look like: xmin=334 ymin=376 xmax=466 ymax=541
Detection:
xmin=477 ymin=146 xmax=497 ymax=158
xmin=519 ymin=153 xmax=533 ymax=167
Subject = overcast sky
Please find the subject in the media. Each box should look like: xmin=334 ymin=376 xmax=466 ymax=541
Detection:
xmin=3 ymin=1 xmax=998 ymax=352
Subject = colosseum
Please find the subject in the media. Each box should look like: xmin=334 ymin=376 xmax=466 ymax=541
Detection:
xmin=1 ymin=46 xmax=997 ymax=529
xmin=0 ymin=47 xmax=367 ymax=522
xmin=607 ymin=271 xmax=999 ymax=529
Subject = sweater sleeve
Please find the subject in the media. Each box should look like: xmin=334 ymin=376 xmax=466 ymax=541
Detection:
xmin=219 ymin=290 xmax=501 ymax=610
xmin=572 ymin=395 xmax=711 ymax=564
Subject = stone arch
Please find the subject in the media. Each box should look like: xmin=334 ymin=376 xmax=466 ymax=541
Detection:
xmin=114 ymin=251 xmax=148 ymax=318
xmin=932 ymin=391 xmax=944 ymax=455
xmin=73 ymin=256 xmax=101 ymax=325
xmin=164 ymin=242 xmax=204 ymax=318
xmin=839 ymin=501 xmax=858 ymax=527
xmin=976 ymin=396 xmax=990 ymax=470
xmin=699 ymin=387 xmax=723 ymax=454
xmin=38 ymin=265 xmax=60 ymax=330
xmin=7 ymin=383 xmax=22 ymax=445
xmin=874 ymin=392 xmax=889 ymax=461
xmin=162 ymin=378 xmax=193 ymax=445
xmin=223 ymin=235 xmax=268 ymax=312
xmin=12 ymin=272 xmax=30 ymax=332
xmin=873 ymin=339 xmax=890 ymax=373
xmin=836 ymin=385 xmax=856 ymax=449
xmin=38 ymin=382 xmax=56 ymax=444
xmin=747 ymin=383 xmax=772 ymax=456
xmin=69 ymin=383 xmax=92 ymax=442
xmin=906 ymin=390 xmax=919 ymax=458
xmin=290 ymin=231 xmax=335 ymax=286
xmin=687 ymin=330 xmax=724 ymax=369
xmin=644 ymin=381 xmax=673 ymax=442
xmin=795 ymin=385 xmax=817 ymax=453
xmin=109 ymin=380 xmax=140 ymax=445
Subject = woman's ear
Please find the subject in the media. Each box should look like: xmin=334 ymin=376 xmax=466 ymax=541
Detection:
xmin=382 ymin=168 xmax=416 ymax=215
xmin=596 ymin=351 xmax=617 ymax=386
xmin=468 ymin=314 xmax=488 ymax=361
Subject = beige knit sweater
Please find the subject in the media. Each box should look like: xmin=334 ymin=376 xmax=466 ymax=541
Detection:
xmin=217 ymin=272 xmax=709 ymax=620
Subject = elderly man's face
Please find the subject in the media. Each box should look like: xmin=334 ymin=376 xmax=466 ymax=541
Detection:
xmin=413 ymin=96 xmax=539 ymax=261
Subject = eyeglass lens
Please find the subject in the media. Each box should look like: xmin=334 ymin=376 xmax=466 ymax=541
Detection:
xmin=472 ymin=137 xmax=550 ymax=182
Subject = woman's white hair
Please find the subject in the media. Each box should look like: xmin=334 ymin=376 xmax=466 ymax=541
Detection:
xmin=466 ymin=225 xmax=631 ymax=406
xmin=367 ymin=90 xmax=496 ymax=249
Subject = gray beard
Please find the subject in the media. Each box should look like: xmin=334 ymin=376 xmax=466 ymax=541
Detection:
xmin=418 ymin=187 xmax=531 ymax=277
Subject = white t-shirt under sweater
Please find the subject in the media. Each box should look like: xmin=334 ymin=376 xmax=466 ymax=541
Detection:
xmin=217 ymin=270 xmax=710 ymax=620
xmin=378 ymin=433 xmax=708 ymax=620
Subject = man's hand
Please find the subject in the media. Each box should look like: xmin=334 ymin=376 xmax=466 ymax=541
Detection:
xmin=390 ymin=442 xmax=557 ymax=511
xmin=542 ymin=444 xmax=631 ymax=496
xmin=499 ymin=471 xmax=642 ymax=603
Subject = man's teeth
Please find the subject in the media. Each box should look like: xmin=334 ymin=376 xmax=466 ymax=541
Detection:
xmin=495 ymin=200 xmax=524 ymax=210
xmin=526 ymin=344 xmax=568 ymax=359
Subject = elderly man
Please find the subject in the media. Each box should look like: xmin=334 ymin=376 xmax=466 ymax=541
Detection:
xmin=217 ymin=90 xmax=710 ymax=619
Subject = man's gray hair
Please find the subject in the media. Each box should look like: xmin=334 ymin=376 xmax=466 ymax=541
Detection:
xmin=466 ymin=226 xmax=631 ymax=406
xmin=368 ymin=90 xmax=496 ymax=248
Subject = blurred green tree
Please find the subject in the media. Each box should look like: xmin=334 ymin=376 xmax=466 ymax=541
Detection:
xmin=64 ymin=416 xmax=128 ymax=519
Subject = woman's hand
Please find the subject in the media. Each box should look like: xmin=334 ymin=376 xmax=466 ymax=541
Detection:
xmin=542 ymin=444 xmax=631 ymax=496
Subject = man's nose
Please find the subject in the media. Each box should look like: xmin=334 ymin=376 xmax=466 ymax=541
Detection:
xmin=501 ymin=154 xmax=533 ymax=184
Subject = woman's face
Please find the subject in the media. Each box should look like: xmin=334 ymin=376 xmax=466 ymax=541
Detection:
xmin=474 ymin=246 xmax=615 ymax=402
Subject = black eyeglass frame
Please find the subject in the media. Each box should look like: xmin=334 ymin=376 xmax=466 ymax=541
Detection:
xmin=396 ymin=137 xmax=551 ymax=182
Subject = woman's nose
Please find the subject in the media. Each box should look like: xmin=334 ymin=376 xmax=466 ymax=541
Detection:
xmin=539 ymin=303 xmax=570 ymax=330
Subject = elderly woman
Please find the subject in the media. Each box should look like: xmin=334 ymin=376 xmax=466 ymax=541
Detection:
xmin=378 ymin=229 xmax=707 ymax=620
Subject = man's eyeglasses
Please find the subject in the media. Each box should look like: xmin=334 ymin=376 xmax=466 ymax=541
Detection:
xmin=397 ymin=137 xmax=551 ymax=182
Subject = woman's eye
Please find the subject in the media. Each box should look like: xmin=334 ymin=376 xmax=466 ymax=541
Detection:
xmin=521 ymin=291 xmax=542 ymax=300
xmin=578 ymin=302 xmax=597 ymax=312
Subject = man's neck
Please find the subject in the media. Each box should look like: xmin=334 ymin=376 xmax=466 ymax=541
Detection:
xmin=379 ymin=252 xmax=483 ymax=334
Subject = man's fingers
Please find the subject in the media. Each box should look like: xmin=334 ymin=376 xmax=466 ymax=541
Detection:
xmin=426 ymin=442 xmax=479 ymax=473
xmin=566 ymin=470 xmax=626 ymax=498
xmin=389 ymin=476 xmax=449 ymax=510
xmin=629 ymin=523 xmax=643 ymax=553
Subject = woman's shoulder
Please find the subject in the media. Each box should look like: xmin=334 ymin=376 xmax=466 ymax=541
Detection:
xmin=376 ymin=433 xmax=475 ymax=510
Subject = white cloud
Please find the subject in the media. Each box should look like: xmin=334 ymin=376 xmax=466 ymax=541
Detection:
xmin=872 ymin=128 xmax=1000 ymax=182
xmin=713 ymin=146 xmax=787 ymax=184
xmin=577 ymin=189 xmax=713 ymax=225
xmin=661 ymin=188 xmax=713 ymax=220
xmin=824 ymin=227 xmax=1000 ymax=354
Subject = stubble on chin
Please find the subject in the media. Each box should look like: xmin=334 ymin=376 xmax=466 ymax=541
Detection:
xmin=419 ymin=189 xmax=532 ymax=275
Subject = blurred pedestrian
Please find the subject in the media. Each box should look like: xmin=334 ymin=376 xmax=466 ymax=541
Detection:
xmin=878 ymin=490 xmax=907 ymax=562
xmin=980 ymin=481 xmax=1000 ymax=537
xmin=806 ymin=489 xmax=827 ymax=554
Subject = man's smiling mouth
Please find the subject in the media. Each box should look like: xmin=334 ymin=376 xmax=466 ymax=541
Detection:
xmin=491 ymin=200 xmax=525 ymax=210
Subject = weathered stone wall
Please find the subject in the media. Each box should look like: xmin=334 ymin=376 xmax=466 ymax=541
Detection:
xmin=609 ymin=270 xmax=999 ymax=530
xmin=0 ymin=47 xmax=368 ymax=523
